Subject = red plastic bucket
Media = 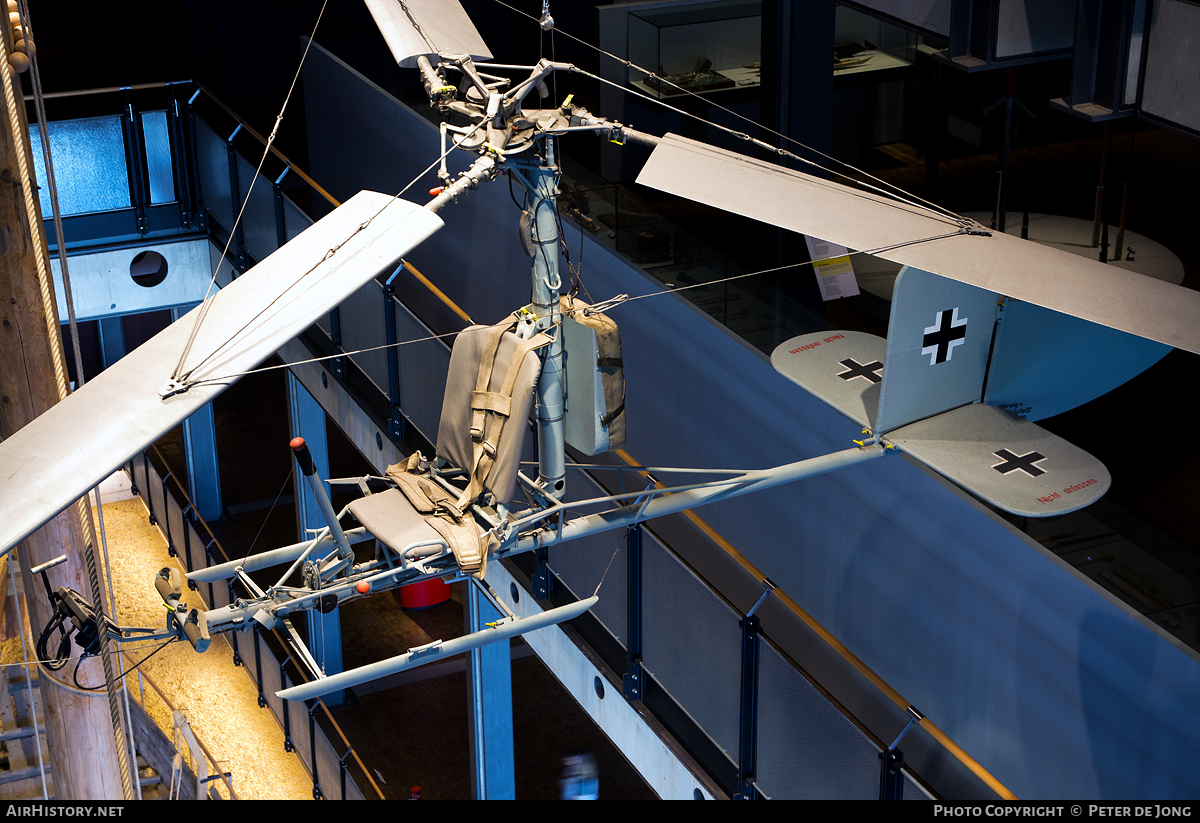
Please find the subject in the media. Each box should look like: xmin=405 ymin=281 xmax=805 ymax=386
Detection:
xmin=400 ymin=577 xmax=451 ymax=609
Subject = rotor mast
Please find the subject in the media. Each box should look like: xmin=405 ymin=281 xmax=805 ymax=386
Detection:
xmin=517 ymin=138 xmax=566 ymax=499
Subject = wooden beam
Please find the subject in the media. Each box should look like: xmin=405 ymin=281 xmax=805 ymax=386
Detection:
xmin=0 ymin=37 xmax=126 ymax=799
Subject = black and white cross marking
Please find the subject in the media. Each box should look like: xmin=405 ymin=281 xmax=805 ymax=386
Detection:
xmin=922 ymin=307 xmax=967 ymax=365
xmin=837 ymin=358 xmax=883 ymax=384
xmin=992 ymin=449 xmax=1048 ymax=478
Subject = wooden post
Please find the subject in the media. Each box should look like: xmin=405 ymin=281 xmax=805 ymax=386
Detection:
xmin=0 ymin=42 xmax=125 ymax=798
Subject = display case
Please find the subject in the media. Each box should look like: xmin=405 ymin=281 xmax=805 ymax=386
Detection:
xmin=833 ymin=2 xmax=920 ymax=78
xmin=627 ymin=1 xmax=762 ymax=98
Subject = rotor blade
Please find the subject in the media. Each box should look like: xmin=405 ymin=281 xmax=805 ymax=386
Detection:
xmin=363 ymin=0 xmax=492 ymax=68
xmin=0 ymin=192 xmax=442 ymax=558
xmin=636 ymin=134 xmax=1200 ymax=355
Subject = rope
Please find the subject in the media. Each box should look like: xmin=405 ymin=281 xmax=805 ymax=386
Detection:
xmin=244 ymin=467 xmax=295 ymax=562
xmin=173 ymin=0 xmax=330 ymax=382
xmin=593 ymin=531 xmax=625 ymax=597
xmin=613 ymin=228 xmax=970 ymax=308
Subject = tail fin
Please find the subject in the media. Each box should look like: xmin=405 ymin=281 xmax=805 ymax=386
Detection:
xmin=874 ymin=266 xmax=999 ymax=434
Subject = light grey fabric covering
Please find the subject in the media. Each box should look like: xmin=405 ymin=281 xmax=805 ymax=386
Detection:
xmin=345 ymin=488 xmax=442 ymax=552
xmin=437 ymin=324 xmax=544 ymax=505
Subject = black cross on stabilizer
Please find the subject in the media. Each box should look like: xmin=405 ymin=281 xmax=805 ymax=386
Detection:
xmin=922 ymin=308 xmax=967 ymax=365
xmin=837 ymin=358 xmax=883 ymax=384
xmin=992 ymin=449 xmax=1048 ymax=478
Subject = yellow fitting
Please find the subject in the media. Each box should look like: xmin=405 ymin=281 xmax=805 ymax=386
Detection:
xmin=560 ymin=94 xmax=574 ymax=110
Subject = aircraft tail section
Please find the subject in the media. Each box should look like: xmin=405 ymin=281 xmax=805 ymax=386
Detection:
xmin=886 ymin=404 xmax=1110 ymax=517
xmin=874 ymin=266 xmax=999 ymax=434
xmin=770 ymin=330 xmax=886 ymax=429
xmin=770 ymin=266 xmax=1114 ymax=517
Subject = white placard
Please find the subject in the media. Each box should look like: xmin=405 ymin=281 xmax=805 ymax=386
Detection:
xmin=805 ymin=235 xmax=860 ymax=301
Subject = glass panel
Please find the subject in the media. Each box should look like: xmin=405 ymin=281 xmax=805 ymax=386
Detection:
xmin=235 ymin=153 xmax=279 ymax=264
xmin=904 ymin=770 xmax=935 ymax=799
xmin=283 ymin=193 xmax=313 ymax=242
xmin=167 ymin=494 xmax=185 ymax=562
xmin=184 ymin=520 xmax=205 ymax=575
xmin=282 ymin=671 xmax=314 ymax=773
xmin=130 ymin=458 xmax=149 ymax=512
xmin=340 ymin=281 xmax=388 ymax=395
xmin=194 ymin=117 xmax=233 ymax=230
xmin=755 ymin=640 xmax=880 ymax=799
xmin=642 ymin=532 xmax=742 ymax=759
xmin=29 ymin=116 xmax=130 ymax=217
xmin=261 ymin=644 xmax=285 ymax=734
xmin=314 ymin=726 xmax=343 ymax=799
xmin=548 ymin=469 xmax=628 ymax=645
xmin=393 ymin=299 xmax=449 ymax=443
xmin=140 ymin=110 xmax=175 ymax=204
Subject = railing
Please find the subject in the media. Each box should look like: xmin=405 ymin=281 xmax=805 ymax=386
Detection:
xmin=180 ymin=79 xmax=1005 ymax=799
xmin=130 ymin=669 xmax=238 ymax=800
xmin=127 ymin=445 xmax=381 ymax=800
xmin=40 ymin=78 xmax=1011 ymax=799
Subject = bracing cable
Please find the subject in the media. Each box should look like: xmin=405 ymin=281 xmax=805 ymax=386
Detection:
xmin=173 ymin=0 xmax=331 ymax=382
xmin=490 ymin=0 xmax=972 ymax=229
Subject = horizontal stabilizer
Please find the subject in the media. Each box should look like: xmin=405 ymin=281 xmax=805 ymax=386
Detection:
xmin=636 ymin=134 xmax=1200 ymax=355
xmin=363 ymin=0 xmax=492 ymax=68
xmin=0 ymin=192 xmax=442 ymax=558
xmin=277 ymin=595 xmax=599 ymax=701
xmin=771 ymin=331 xmax=885 ymax=429
xmin=887 ymin=404 xmax=1110 ymax=518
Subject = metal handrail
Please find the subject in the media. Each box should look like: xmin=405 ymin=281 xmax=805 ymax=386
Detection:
xmin=611 ymin=447 xmax=1015 ymax=799
xmin=133 ymin=668 xmax=239 ymax=799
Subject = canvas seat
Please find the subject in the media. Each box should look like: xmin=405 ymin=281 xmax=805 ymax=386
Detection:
xmin=347 ymin=318 xmax=548 ymax=577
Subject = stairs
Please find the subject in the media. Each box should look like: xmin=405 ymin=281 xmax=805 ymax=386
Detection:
xmin=0 ymin=664 xmax=52 ymax=800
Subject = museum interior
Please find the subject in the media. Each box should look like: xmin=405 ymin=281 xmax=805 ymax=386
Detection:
xmin=2 ymin=0 xmax=1200 ymax=801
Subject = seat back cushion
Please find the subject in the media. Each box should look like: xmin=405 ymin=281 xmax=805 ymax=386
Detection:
xmin=437 ymin=324 xmax=544 ymax=505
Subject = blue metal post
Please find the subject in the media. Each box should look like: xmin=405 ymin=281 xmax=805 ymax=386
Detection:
xmin=286 ymin=370 xmax=345 ymax=702
xmin=97 ymin=317 xmax=125 ymax=369
xmin=383 ymin=265 xmax=406 ymax=442
xmin=466 ymin=581 xmax=516 ymax=799
xmin=622 ymin=524 xmax=644 ymax=701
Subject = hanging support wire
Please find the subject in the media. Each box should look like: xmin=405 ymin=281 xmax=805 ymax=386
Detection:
xmin=172 ymin=0 xmax=330 ymax=383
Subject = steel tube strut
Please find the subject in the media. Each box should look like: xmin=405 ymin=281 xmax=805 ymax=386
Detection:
xmin=513 ymin=444 xmax=887 ymax=553
xmin=277 ymin=596 xmax=600 ymax=702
